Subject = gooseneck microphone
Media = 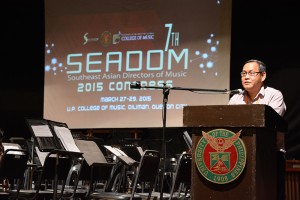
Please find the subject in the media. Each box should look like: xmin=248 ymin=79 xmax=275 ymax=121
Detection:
xmin=130 ymin=81 xmax=141 ymax=89
xmin=228 ymin=89 xmax=243 ymax=94
xmin=130 ymin=81 xmax=243 ymax=95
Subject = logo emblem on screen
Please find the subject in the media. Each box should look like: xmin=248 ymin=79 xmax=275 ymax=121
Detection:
xmin=100 ymin=31 xmax=112 ymax=47
xmin=195 ymin=129 xmax=246 ymax=184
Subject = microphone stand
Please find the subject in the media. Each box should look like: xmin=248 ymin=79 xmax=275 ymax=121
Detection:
xmin=130 ymin=81 xmax=228 ymax=200
xmin=160 ymin=84 xmax=169 ymax=200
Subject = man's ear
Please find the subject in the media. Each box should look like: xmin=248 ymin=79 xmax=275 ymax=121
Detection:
xmin=261 ymin=72 xmax=266 ymax=82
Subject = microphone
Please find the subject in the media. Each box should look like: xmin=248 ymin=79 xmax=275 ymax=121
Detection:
xmin=228 ymin=89 xmax=243 ymax=94
xmin=130 ymin=81 xmax=141 ymax=89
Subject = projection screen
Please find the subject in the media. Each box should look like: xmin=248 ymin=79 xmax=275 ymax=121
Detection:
xmin=44 ymin=0 xmax=232 ymax=129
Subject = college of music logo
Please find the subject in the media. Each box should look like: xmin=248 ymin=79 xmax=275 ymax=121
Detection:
xmin=195 ymin=129 xmax=246 ymax=184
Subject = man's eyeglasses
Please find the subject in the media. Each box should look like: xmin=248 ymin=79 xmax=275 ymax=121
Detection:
xmin=240 ymin=71 xmax=262 ymax=77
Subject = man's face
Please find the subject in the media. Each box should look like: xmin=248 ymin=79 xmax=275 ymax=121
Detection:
xmin=241 ymin=62 xmax=266 ymax=93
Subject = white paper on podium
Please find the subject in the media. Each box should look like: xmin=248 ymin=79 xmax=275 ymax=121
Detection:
xmin=35 ymin=147 xmax=49 ymax=166
xmin=35 ymin=147 xmax=59 ymax=166
xmin=104 ymin=145 xmax=137 ymax=166
xmin=54 ymin=126 xmax=80 ymax=152
xmin=31 ymin=125 xmax=53 ymax=137
xmin=136 ymin=146 xmax=144 ymax=156
xmin=104 ymin=145 xmax=123 ymax=156
xmin=75 ymin=139 xmax=108 ymax=166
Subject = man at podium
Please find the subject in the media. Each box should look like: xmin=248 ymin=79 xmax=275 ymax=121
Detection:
xmin=228 ymin=59 xmax=286 ymax=116
xmin=228 ymin=59 xmax=286 ymax=200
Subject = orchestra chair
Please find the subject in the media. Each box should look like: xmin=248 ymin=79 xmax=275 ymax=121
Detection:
xmin=168 ymin=152 xmax=191 ymax=200
xmin=103 ymin=145 xmax=140 ymax=194
xmin=0 ymin=147 xmax=29 ymax=200
xmin=9 ymin=149 xmax=82 ymax=200
xmin=88 ymin=149 xmax=161 ymax=200
xmin=136 ymin=152 xmax=191 ymax=200
xmin=62 ymin=139 xmax=115 ymax=199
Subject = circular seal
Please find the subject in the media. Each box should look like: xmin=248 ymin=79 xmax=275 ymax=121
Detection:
xmin=195 ymin=129 xmax=246 ymax=184
xmin=100 ymin=31 xmax=112 ymax=47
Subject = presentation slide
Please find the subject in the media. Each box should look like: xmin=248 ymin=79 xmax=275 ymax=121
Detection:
xmin=44 ymin=0 xmax=232 ymax=129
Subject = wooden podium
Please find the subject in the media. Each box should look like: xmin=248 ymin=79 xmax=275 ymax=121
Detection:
xmin=183 ymin=105 xmax=287 ymax=200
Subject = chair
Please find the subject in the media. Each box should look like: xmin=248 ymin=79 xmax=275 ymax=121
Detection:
xmin=137 ymin=152 xmax=191 ymax=200
xmin=63 ymin=139 xmax=115 ymax=199
xmin=9 ymin=149 xmax=82 ymax=200
xmin=0 ymin=146 xmax=29 ymax=200
xmin=102 ymin=145 xmax=140 ymax=194
xmin=89 ymin=149 xmax=161 ymax=200
xmin=168 ymin=152 xmax=191 ymax=200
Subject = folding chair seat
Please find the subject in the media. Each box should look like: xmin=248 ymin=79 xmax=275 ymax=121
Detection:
xmin=89 ymin=149 xmax=161 ymax=200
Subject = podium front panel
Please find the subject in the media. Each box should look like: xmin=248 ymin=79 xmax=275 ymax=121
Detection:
xmin=183 ymin=105 xmax=280 ymax=200
xmin=191 ymin=127 xmax=276 ymax=200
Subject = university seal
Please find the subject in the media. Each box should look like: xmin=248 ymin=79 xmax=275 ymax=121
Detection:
xmin=195 ymin=129 xmax=246 ymax=184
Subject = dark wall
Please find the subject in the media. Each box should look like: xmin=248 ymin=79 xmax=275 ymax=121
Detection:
xmin=1 ymin=0 xmax=300 ymax=158
xmin=230 ymin=0 xmax=300 ymax=158
xmin=1 ymin=0 xmax=44 ymax=139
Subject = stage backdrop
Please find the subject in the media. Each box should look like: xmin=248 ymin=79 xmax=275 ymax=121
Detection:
xmin=44 ymin=0 xmax=232 ymax=129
